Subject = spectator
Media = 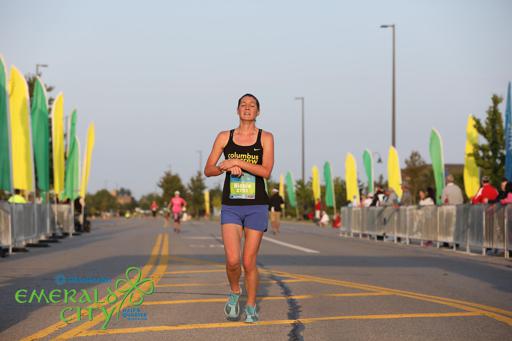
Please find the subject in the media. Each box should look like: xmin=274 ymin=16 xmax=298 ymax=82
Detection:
xmin=314 ymin=199 xmax=321 ymax=222
xmin=268 ymin=188 xmax=284 ymax=235
xmin=497 ymin=178 xmax=509 ymax=201
xmin=362 ymin=193 xmax=373 ymax=207
xmin=383 ymin=188 xmax=399 ymax=207
xmin=370 ymin=185 xmax=385 ymax=207
xmin=441 ymin=174 xmax=464 ymax=205
xmin=319 ymin=211 xmax=330 ymax=227
xmin=418 ymin=189 xmax=434 ymax=206
xmin=500 ymin=181 xmax=512 ymax=205
xmin=472 ymin=176 xmax=499 ymax=204
xmin=401 ymin=182 xmax=413 ymax=206
xmin=8 ymin=189 xmax=27 ymax=204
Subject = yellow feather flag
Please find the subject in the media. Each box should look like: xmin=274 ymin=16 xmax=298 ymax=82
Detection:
xmin=8 ymin=66 xmax=34 ymax=191
xmin=311 ymin=165 xmax=321 ymax=202
xmin=345 ymin=153 xmax=360 ymax=204
xmin=52 ymin=92 xmax=65 ymax=196
xmin=80 ymin=123 xmax=95 ymax=198
xmin=387 ymin=146 xmax=403 ymax=198
xmin=464 ymin=115 xmax=479 ymax=198
xmin=204 ymin=190 xmax=210 ymax=216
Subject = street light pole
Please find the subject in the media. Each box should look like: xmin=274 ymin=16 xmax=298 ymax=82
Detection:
xmin=196 ymin=150 xmax=203 ymax=173
xmin=36 ymin=64 xmax=48 ymax=77
xmin=380 ymin=24 xmax=396 ymax=148
xmin=294 ymin=97 xmax=305 ymax=183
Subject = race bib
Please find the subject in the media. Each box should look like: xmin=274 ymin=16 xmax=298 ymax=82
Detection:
xmin=229 ymin=173 xmax=256 ymax=199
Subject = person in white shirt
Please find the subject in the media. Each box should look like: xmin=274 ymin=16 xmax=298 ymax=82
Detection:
xmin=441 ymin=174 xmax=464 ymax=205
xmin=418 ymin=190 xmax=434 ymax=206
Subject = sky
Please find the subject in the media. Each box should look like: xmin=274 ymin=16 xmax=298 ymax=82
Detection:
xmin=1 ymin=0 xmax=511 ymax=198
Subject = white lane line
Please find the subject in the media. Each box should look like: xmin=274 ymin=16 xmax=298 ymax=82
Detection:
xmin=262 ymin=236 xmax=320 ymax=254
xmin=183 ymin=237 xmax=219 ymax=240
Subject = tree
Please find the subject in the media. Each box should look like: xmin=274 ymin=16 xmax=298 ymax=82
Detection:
xmin=402 ymin=151 xmax=434 ymax=204
xmin=296 ymin=179 xmax=313 ymax=218
xmin=86 ymin=189 xmax=118 ymax=216
xmin=138 ymin=192 xmax=163 ymax=210
xmin=473 ymin=94 xmax=505 ymax=186
xmin=209 ymin=184 xmax=223 ymax=215
xmin=187 ymin=171 xmax=206 ymax=217
xmin=158 ymin=169 xmax=187 ymax=205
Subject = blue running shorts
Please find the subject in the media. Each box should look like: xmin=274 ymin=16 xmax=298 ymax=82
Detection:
xmin=221 ymin=205 xmax=268 ymax=232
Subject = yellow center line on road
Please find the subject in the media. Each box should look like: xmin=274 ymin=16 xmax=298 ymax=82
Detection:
xmin=268 ymin=270 xmax=512 ymax=326
xmin=20 ymin=233 xmax=164 ymax=341
xmin=143 ymin=292 xmax=391 ymax=306
xmin=164 ymin=269 xmax=226 ymax=275
xmin=55 ymin=233 xmax=170 ymax=340
xmin=156 ymin=279 xmax=309 ymax=288
xmin=75 ymin=311 xmax=483 ymax=337
xmin=151 ymin=255 xmax=512 ymax=327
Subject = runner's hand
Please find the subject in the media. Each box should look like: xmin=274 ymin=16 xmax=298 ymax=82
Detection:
xmin=228 ymin=166 xmax=243 ymax=177
xmin=218 ymin=159 xmax=238 ymax=171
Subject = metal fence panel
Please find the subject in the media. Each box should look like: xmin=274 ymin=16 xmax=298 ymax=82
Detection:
xmin=438 ymin=206 xmax=457 ymax=244
xmin=367 ymin=207 xmax=380 ymax=236
xmin=11 ymin=204 xmax=37 ymax=246
xmin=379 ymin=207 xmax=398 ymax=238
xmin=409 ymin=206 xmax=437 ymax=241
xmin=467 ymin=205 xmax=484 ymax=250
xmin=454 ymin=205 xmax=469 ymax=246
xmin=396 ymin=207 xmax=409 ymax=239
xmin=483 ymin=204 xmax=506 ymax=250
xmin=0 ymin=202 xmax=11 ymax=249
xmin=351 ymin=208 xmax=362 ymax=234
xmin=55 ymin=204 xmax=74 ymax=235
xmin=35 ymin=203 xmax=50 ymax=239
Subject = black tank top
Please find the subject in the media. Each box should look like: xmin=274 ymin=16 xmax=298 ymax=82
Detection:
xmin=222 ymin=129 xmax=269 ymax=206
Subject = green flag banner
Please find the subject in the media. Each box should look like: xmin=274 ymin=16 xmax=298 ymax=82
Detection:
xmin=63 ymin=135 xmax=80 ymax=201
xmin=285 ymin=171 xmax=297 ymax=208
xmin=429 ymin=128 xmax=445 ymax=205
xmin=31 ymin=77 xmax=50 ymax=192
xmin=362 ymin=149 xmax=374 ymax=194
xmin=323 ymin=161 xmax=335 ymax=208
xmin=0 ymin=56 xmax=11 ymax=191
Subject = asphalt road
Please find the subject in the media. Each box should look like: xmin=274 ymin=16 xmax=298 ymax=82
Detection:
xmin=1 ymin=217 xmax=511 ymax=340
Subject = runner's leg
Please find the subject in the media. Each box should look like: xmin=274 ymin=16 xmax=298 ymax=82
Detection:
xmin=242 ymin=228 xmax=263 ymax=306
xmin=222 ymin=224 xmax=243 ymax=293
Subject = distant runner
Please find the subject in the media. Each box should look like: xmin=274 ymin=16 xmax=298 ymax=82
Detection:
xmin=204 ymin=93 xmax=274 ymax=323
xmin=168 ymin=191 xmax=187 ymax=233
xmin=150 ymin=200 xmax=158 ymax=218
xmin=268 ymin=188 xmax=284 ymax=235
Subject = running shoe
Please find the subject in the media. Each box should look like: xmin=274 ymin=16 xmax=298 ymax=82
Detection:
xmin=244 ymin=304 xmax=259 ymax=323
xmin=224 ymin=289 xmax=242 ymax=321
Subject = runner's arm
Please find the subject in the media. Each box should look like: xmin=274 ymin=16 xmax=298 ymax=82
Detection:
xmin=204 ymin=132 xmax=229 ymax=177
xmin=218 ymin=132 xmax=274 ymax=179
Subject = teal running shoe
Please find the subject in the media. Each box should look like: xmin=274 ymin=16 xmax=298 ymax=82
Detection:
xmin=244 ymin=304 xmax=259 ymax=323
xmin=224 ymin=290 xmax=241 ymax=321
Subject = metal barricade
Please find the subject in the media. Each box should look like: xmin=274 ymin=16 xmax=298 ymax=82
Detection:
xmin=351 ymin=208 xmax=363 ymax=235
xmin=11 ymin=203 xmax=37 ymax=247
xmin=340 ymin=207 xmax=351 ymax=234
xmin=35 ymin=203 xmax=51 ymax=240
xmin=483 ymin=204 xmax=506 ymax=251
xmin=54 ymin=204 xmax=74 ymax=235
xmin=396 ymin=207 xmax=409 ymax=241
xmin=409 ymin=206 xmax=437 ymax=243
xmin=507 ymin=205 xmax=512 ymax=258
xmin=438 ymin=205 xmax=457 ymax=245
xmin=467 ymin=204 xmax=485 ymax=253
xmin=379 ymin=207 xmax=398 ymax=240
xmin=366 ymin=207 xmax=379 ymax=237
xmin=454 ymin=205 xmax=469 ymax=247
xmin=0 ymin=201 xmax=11 ymax=251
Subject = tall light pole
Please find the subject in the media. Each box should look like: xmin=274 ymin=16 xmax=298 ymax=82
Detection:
xmin=196 ymin=150 xmax=203 ymax=173
xmin=36 ymin=63 xmax=48 ymax=77
xmin=380 ymin=24 xmax=396 ymax=148
xmin=295 ymin=96 xmax=305 ymax=183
